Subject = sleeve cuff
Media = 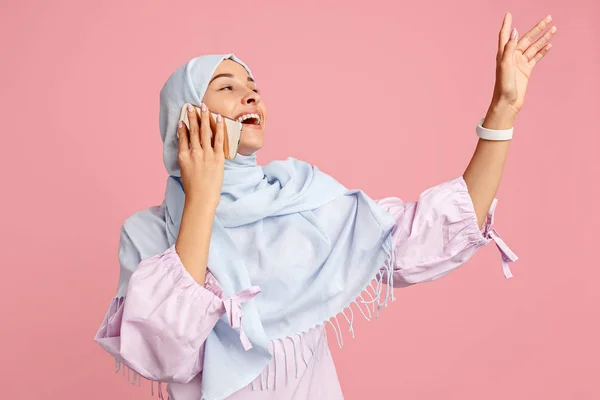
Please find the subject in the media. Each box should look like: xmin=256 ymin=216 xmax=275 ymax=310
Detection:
xmin=456 ymin=176 xmax=519 ymax=278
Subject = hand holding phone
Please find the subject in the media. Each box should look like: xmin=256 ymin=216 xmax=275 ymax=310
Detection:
xmin=179 ymin=103 xmax=242 ymax=159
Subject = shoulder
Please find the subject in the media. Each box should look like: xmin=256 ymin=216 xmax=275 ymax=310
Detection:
xmin=122 ymin=204 xmax=165 ymax=235
xmin=120 ymin=204 xmax=170 ymax=262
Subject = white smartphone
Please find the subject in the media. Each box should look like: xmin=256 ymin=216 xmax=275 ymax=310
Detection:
xmin=179 ymin=103 xmax=242 ymax=159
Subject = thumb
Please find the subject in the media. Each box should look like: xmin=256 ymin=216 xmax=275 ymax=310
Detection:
xmin=502 ymin=28 xmax=519 ymax=61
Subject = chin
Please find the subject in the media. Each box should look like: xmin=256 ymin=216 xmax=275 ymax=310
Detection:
xmin=237 ymin=130 xmax=264 ymax=155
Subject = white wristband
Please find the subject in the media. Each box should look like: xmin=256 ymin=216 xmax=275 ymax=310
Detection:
xmin=476 ymin=118 xmax=513 ymax=141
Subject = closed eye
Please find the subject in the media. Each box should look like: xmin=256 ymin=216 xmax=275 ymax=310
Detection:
xmin=218 ymin=84 xmax=259 ymax=94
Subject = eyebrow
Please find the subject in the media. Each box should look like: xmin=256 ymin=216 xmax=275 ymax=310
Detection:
xmin=209 ymin=73 xmax=255 ymax=84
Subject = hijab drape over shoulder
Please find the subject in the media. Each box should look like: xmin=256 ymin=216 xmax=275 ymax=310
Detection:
xmin=118 ymin=54 xmax=397 ymax=400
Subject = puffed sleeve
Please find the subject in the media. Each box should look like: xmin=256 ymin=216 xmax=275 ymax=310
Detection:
xmin=376 ymin=176 xmax=517 ymax=287
xmin=94 ymin=238 xmax=227 ymax=383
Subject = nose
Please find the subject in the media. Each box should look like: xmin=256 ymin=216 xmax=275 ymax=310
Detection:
xmin=241 ymin=89 xmax=260 ymax=105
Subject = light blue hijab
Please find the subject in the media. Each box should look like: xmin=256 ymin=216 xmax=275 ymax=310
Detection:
xmin=123 ymin=54 xmax=397 ymax=400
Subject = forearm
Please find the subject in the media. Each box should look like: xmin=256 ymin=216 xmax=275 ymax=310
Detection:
xmin=462 ymin=104 xmax=516 ymax=228
xmin=175 ymin=198 xmax=216 ymax=285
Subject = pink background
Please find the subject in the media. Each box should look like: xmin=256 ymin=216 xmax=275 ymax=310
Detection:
xmin=1 ymin=0 xmax=599 ymax=398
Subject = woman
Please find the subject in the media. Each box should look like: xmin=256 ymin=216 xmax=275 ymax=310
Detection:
xmin=95 ymin=13 xmax=555 ymax=400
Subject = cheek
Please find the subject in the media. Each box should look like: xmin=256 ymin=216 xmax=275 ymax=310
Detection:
xmin=202 ymin=93 xmax=236 ymax=117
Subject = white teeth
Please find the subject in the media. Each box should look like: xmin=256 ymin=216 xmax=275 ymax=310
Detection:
xmin=236 ymin=113 xmax=261 ymax=124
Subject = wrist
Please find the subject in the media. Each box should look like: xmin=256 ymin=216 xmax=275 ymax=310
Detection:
xmin=483 ymin=103 xmax=517 ymax=130
xmin=184 ymin=195 xmax=219 ymax=213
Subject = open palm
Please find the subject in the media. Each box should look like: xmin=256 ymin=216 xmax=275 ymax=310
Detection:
xmin=493 ymin=13 xmax=557 ymax=115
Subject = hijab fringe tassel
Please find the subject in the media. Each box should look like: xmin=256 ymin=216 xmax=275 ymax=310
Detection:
xmin=112 ymin=359 xmax=170 ymax=399
xmin=247 ymin=239 xmax=396 ymax=391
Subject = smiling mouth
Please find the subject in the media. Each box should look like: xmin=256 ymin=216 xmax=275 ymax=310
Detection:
xmin=236 ymin=113 xmax=262 ymax=126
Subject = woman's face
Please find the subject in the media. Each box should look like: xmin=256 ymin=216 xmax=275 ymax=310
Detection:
xmin=201 ymin=59 xmax=267 ymax=156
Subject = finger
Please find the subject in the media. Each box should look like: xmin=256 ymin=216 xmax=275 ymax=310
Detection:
xmin=516 ymin=15 xmax=552 ymax=52
xmin=523 ymin=25 xmax=556 ymax=60
xmin=199 ymin=103 xmax=213 ymax=153
xmin=502 ymin=27 xmax=519 ymax=62
xmin=214 ymin=114 xmax=225 ymax=157
xmin=529 ymin=43 xmax=552 ymax=68
xmin=497 ymin=12 xmax=512 ymax=60
xmin=187 ymin=104 xmax=201 ymax=149
xmin=177 ymin=120 xmax=189 ymax=152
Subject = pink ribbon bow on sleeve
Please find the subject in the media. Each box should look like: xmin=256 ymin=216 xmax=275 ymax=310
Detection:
xmin=485 ymin=198 xmax=519 ymax=279
xmin=223 ymin=285 xmax=262 ymax=351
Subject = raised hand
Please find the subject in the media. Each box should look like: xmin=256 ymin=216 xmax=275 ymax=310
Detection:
xmin=492 ymin=13 xmax=557 ymax=115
